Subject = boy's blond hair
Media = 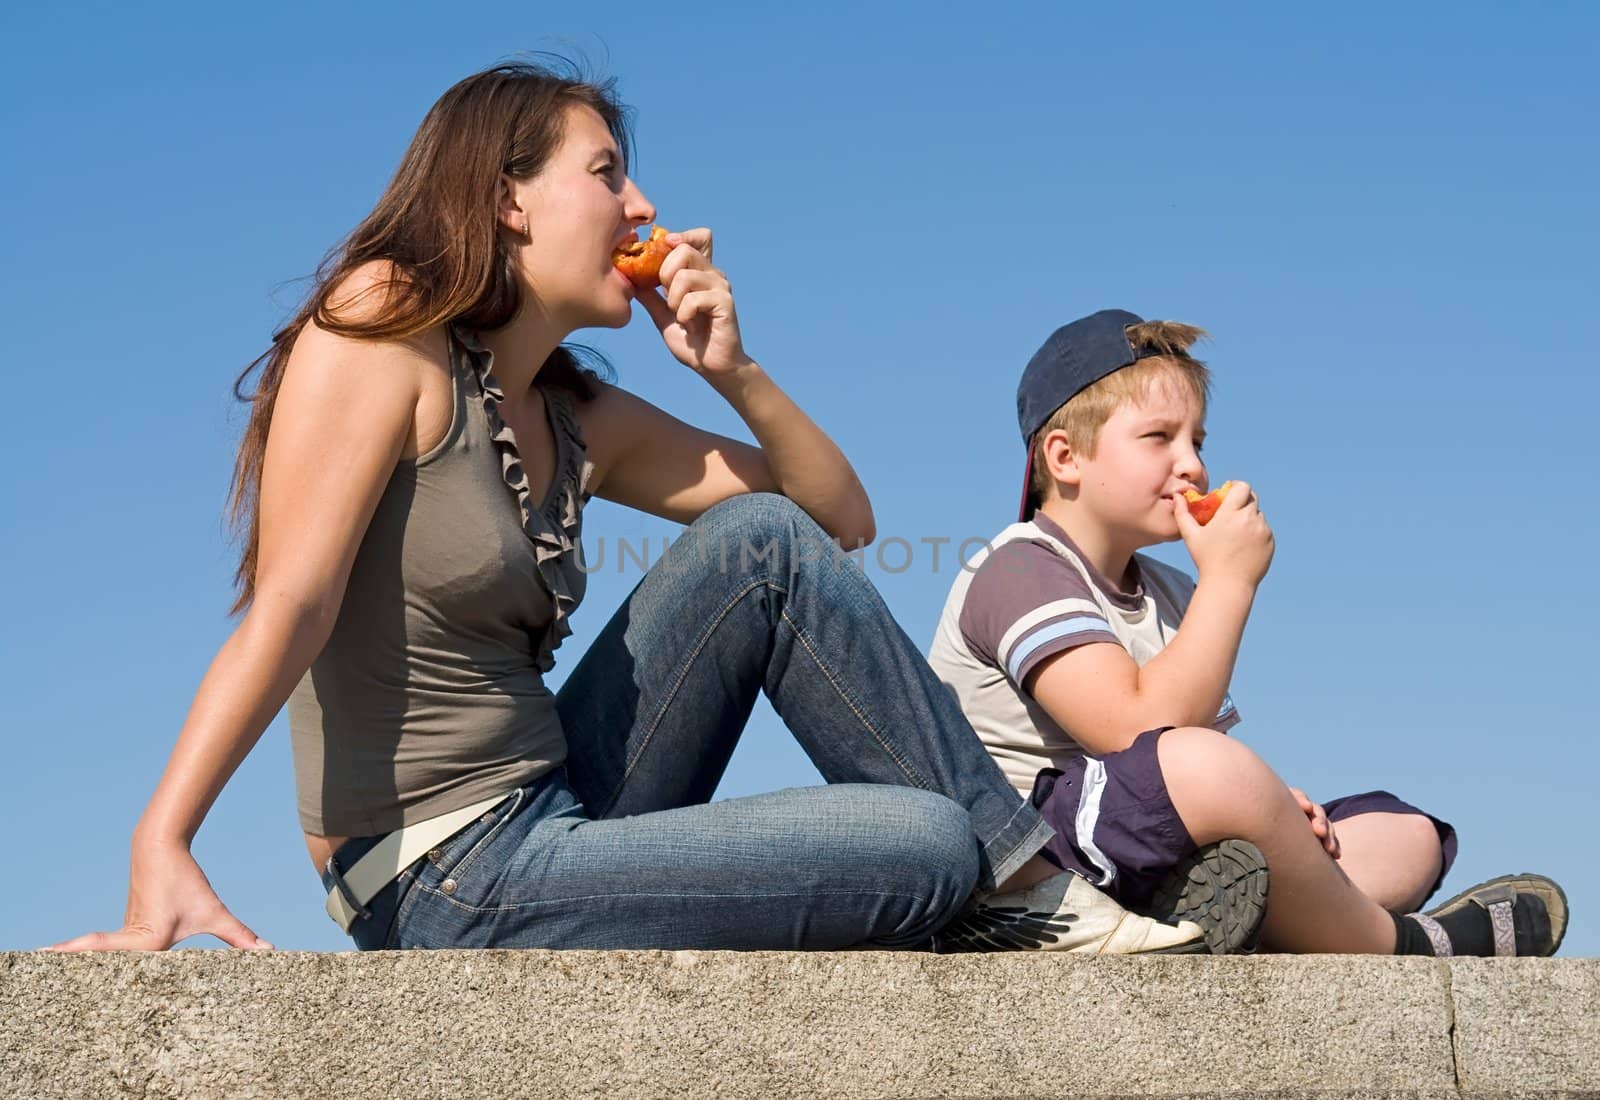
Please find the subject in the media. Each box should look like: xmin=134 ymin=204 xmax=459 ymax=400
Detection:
xmin=1027 ymin=321 xmax=1211 ymax=508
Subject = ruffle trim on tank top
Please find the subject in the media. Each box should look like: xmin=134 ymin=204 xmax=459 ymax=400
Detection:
xmin=453 ymin=326 xmax=587 ymax=668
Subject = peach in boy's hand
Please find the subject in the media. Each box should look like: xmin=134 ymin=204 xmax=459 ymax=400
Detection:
xmin=1172 ymin=479 xmax=1274 ymax=586
xmin=1183 ymin=481 xmax=1237 ymax=526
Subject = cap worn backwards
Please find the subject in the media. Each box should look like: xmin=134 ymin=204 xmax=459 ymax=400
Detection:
xmin=1015 ymin=308 xmax=1165 ymax=520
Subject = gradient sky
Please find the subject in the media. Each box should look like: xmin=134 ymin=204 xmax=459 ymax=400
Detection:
xmin=3 ymin=1 xmax=1595 ymax=955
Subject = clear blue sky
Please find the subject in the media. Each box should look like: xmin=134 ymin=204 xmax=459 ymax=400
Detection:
xmin=3 ymin=2 xmax=1595 ymax=955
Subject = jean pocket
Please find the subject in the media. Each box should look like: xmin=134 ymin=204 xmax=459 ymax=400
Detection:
xmin=422 ymin=788 xmax=524 ymax=901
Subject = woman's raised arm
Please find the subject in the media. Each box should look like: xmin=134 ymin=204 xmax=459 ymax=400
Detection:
xmin=588 ymin=227 xmax=876 ymax=545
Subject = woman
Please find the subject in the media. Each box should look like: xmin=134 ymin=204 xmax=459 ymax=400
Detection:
xmin=47 ymin=61 xmax=1252 ymax=954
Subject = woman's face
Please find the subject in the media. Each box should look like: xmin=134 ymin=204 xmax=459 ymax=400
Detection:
xmin=507 ymin=104 xmax=656 ymax=331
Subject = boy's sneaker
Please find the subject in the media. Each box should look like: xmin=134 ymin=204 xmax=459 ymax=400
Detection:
xmin=1409 ymin=873 xmax=1568 ymax=957
xmin=932 ymin=870 xmax=1208 ymax=955
xmin=1145 ymin=839 xmax=1271 ymax=955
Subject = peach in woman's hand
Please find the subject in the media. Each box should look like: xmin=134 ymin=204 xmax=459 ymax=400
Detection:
xmin=612 ymin=225 xmax=674 ymax=289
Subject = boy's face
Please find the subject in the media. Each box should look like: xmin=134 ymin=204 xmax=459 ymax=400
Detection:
xmin=1072 ymin=375 xmax=1208 ymax=546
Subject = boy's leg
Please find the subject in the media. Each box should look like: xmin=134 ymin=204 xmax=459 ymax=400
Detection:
xmin=1026 ymin=730 xmax=1226 ymax=907
xmin=1155 ymin=727 xmax=1400 ymax=953
xmin=1023 ymin=729 xmax=1271 ymax=954
xmin=1321 ymin=790 xmax=1456 ymax=912
xmin=1154 ymin=728 xmax=1560 ymax=956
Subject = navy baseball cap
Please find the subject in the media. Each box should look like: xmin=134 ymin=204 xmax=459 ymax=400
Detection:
xmin=1016 ymin=308 xmax=1162 ymax=520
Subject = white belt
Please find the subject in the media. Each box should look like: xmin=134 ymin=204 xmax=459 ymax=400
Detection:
xmin=324 ymin=791 xmax=513 ymax=932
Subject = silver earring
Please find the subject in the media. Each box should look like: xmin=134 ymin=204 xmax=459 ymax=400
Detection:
xmin=521 ymin=221 xmax=530 ymax=239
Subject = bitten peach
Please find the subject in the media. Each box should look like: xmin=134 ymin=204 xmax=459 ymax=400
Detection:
xmin=612 ymin=225 xmax=674 ymax=289
xmin=1183 ymin=481 xmax=1237 ymax=526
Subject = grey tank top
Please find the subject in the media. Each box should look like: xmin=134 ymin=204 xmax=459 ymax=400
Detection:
xmin=288 ymin=325 xmax=596 ymax=835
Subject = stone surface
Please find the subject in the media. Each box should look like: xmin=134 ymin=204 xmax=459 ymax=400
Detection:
xmin=1450 ymin=957 xmax=1600 ymax=1097
xmin=0 ymin=951 xmax=1588 ymax=1098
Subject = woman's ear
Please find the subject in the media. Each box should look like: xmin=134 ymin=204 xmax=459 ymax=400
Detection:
xmin=498 ymin=174 xmax=529 ymax=238
xmin=1040 ymin=429 xmax=1082 ymax=489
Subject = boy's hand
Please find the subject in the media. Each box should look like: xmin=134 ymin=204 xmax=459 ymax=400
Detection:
xmin=1172 ymin=480 xmax=1275 ymax=587
xmin=1289 ymin=786 xmax=1341 ymax=859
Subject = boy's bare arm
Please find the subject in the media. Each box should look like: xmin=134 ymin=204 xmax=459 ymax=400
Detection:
xmin=1025 ymin=482 xmax=1273 ymax=754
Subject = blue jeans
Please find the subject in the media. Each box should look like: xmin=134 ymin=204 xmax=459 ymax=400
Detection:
xmin=320 ymin=493 xmax=1052 ymax=950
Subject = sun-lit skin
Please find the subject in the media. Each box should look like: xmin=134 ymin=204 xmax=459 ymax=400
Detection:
xmin=490 ymin=105 xmax=766 ymax=396
xmin=495 ymin=105 xmax=658 ymax=333
xmin=1025 ymin=373 xmax=1443 ymax=951
xmin=41 ymin=95 xmax=880 ymax=954
xmin=1036 ymin=373 xmax=1211 ymax=583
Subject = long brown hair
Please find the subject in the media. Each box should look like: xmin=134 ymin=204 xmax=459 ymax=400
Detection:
xmin=227 ymin=59 xmax=633 ymax=613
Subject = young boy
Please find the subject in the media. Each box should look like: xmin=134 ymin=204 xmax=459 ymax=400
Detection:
xmin=928 ymin=309 xmax=1566 ymax=956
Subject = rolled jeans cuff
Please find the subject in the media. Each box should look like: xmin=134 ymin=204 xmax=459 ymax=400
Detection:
xmin=980 ymin=800 xmax=1055 ymax=892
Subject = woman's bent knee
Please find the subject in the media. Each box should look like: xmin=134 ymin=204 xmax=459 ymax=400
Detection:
xmin=838 ymin=786 xmax=979 ymax=942
xmin=681 ymin=494 xmax=827 ymax=580
xmin=694 ymin=492 xmax=809 ymax=542
xmin=913 ymin=788 xmax=982 ymax=897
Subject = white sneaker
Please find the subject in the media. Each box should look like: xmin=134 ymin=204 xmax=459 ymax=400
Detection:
xmin=932 ymin=872 xmax=1207 ymax=955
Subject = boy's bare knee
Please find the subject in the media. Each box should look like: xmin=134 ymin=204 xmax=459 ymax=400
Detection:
xmin=1331 ymin=812 xmax=1444 ymax=912
xmin=1401 ymin=812 xmax=1442 ymax=851
xmin=1158 ymin=727 xmax=1272 ymax=786
xmin=1157 ymin=727 xmax=1290 ymax=838
xmin=1375 ymin=811 xmax=1443 ymax=860
xmin=1156 ymin=725 xmax=1231 ymax=762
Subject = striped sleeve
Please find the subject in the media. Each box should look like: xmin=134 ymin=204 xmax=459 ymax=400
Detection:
xmin=958 ymin=540 xmax=1122 ymax=687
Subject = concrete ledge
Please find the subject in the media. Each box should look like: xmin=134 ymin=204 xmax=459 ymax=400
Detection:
xmin=2 ymin=952 xmax=1595 ymax=1098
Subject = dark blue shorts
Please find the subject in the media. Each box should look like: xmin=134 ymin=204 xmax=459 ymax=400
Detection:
xmin=1028 ymin=727 xmax=1459 ymax=909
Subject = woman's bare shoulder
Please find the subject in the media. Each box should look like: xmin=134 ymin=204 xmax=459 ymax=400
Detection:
xmin=295 ymin=260 xmax=447 ymax=366
xmin=285 ymin=261 xmax=453 ymax=454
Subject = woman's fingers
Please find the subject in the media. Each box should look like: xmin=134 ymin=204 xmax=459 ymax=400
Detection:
xmin=40 ymin=930 xmax=119 ymax=952
xmin=41 ymin=917 xmax=272 ymax=953
xmin=635 ymin=284 xmax=732 ymax=348
xmin=635 ymin=283 xmax=731 ymax=340
xmin=664 ymin=266 xmax=727 ymax=313
xmin=667 ymin=226 xmax=713 ymax=261
xmin=41 ymin=888 xmax=272 ymax=953
xmin=43 ymin=926 xmax=167 ymax=952
xmin=634 ymin=226 xmax=747 ymax=373
xmin=197 ymin=908 xmax=274 ymax=950
xmin=675 ymin=288 xmax=731 ymax=327
xmin=658 ymin=242 xmax=723 ymax=293
xmin=46 ymin=844 xmax=274 ymax=954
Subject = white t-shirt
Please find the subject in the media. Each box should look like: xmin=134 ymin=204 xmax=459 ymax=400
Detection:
xmin=927 ymin=512 xmax=1239 ymax=794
